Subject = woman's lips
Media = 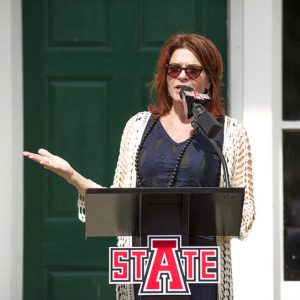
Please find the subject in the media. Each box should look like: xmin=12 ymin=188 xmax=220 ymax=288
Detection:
xmin=175 ymin=85 xmax=191 ymax=90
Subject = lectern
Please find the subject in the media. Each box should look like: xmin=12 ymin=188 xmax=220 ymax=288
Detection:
xmin=85 ymin=187 xmax=244 ymax=300
xmin=85 ymin=187 xmax=244 ymax=240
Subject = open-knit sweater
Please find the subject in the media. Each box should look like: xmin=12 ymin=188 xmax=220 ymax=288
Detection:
xmin=78 ymin=111 xmax=255 ymax=300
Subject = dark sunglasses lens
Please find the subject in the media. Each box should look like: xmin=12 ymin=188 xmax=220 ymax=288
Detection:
xmin=167 ymin=66 xmax=181 ymax=77
xmin=186 ymin=67 xmax=202 ymax=79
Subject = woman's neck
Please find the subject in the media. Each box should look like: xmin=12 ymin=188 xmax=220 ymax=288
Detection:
xmin=159 ymin=102 xmax=194 ymax=142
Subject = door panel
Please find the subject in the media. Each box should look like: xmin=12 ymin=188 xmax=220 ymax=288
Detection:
xmin=23 ymin=0 xmax=227 ymax=299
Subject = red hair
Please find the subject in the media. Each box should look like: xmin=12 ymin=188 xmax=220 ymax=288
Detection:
xmin=149 ymin=33 xmax=225 ymax=118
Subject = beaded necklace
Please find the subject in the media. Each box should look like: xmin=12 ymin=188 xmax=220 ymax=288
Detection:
xmin=135 ymin=116 xmax=195 ymax=187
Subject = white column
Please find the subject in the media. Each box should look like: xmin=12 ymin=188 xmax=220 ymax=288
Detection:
xmin=229 ymin=0 xmax=278 ymax=299
xmin=0 ymin=0 xmax=23 ymax=299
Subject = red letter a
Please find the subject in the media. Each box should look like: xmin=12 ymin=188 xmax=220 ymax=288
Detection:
xmin=143 ymin=239 xmax=186 ymax=293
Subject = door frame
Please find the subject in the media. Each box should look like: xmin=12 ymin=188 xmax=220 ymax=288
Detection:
xmin=0 ymin=0 xmax=23 ymax=299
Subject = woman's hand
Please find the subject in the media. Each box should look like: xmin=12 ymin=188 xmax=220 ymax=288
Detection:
xmin=23 ymin=148 xmax=74 ymax=182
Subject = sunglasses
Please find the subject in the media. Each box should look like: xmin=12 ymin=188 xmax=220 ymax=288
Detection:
xmin=166 ymin=64 xmax=204 ymax=79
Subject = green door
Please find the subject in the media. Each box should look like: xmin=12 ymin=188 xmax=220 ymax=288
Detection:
xmin=23 ymin=0 xmax=227 ymax=299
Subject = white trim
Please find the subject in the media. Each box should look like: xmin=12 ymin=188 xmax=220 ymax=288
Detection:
xmin=228 ymin=0 xmax=244 ymax=120
xmin=278 ymin=127 xmax=284 ymax=300
xmin=272 ymin=0 xmax=282 ymax=299
xmin=0 ymin=0 xmax=23 ymax=299
xmin=281 ymin=121 xmax=300 ymax=129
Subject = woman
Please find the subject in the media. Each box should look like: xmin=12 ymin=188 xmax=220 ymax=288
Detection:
xmin=24 ymin=33 xmax=255 ymax=300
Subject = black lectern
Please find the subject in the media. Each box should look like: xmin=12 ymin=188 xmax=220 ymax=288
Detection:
xmin=85 ymin=187 xmax=244 ymax=239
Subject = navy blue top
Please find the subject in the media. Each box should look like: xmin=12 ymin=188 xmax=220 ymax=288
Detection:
xmin=134 ymin=115 xmax=224 ymax=300
xmin=138 ymin=115 xmax=224 ymax=188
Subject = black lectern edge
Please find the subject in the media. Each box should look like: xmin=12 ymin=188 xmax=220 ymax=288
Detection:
xmin=86 ymin=186 xmax=244 ymax=194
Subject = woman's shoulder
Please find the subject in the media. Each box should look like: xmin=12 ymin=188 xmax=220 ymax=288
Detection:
xmin=128 ymin=111 xmax=151 ymax=123
xmin=125 ymin=111 xmax=151 ymax=127
xmin=122 ymin=111 xmax=151 ymax=134
xmin=224 ymin=115 xmax=243 ymax=129
xmin=224 ymin=115 xmax=248 ymax=133
xmin=223 ymin=115 xmax=249 ymax=143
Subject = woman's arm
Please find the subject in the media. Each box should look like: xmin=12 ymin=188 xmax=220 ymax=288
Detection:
xmin=23 ymin=148 xmax=98 ymax=195
xmin=23 ymin=112 xmax=150 ymax=223
xmin=231 ymin=124 xmax=255 ymax=240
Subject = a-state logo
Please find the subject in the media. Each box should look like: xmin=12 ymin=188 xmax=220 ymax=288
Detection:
xmin=109 ymin=235 xmax=220 ymax=296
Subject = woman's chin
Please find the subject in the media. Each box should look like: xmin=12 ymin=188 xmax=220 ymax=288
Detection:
xmin=172 ymin=97 xmax=184 ymax=105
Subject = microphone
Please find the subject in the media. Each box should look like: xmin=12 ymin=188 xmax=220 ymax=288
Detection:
xmin=179 ymin=86 xmax=210 ymax=119
xmin=179 ymin=86 xmax=222 ymax=138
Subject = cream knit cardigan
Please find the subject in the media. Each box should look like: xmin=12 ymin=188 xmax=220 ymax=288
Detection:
xmin=80 ymin=111 xmax=255 ymax=300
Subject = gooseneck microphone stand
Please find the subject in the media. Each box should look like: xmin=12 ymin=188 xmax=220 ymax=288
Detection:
xmin=180 ymin=87 xmax=231 ymax=188
xmin=191 ymin=102 xmax=231 ymax=188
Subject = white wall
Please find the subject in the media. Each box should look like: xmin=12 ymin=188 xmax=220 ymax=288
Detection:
xmin=229 ymin=0 xmax=281 ymax=299
xmin=0 ymin=0 xmax=23 ymax=299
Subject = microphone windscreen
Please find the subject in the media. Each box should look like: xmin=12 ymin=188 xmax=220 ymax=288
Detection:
xmin=179 ymin=86 xmax=194 ymax=101
xmin=180 ymin=87 xmax=210 ymax=103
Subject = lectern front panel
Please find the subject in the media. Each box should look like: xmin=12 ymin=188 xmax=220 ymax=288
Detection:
xmin=86 ymin=192 xmax=136 ymax=237
xmin=85 ymin=187 xmax=244 ymax=237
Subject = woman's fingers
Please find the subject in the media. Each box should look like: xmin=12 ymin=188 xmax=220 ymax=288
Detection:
xmin=38 ymin=148 xmax=53 ymax=157
xmin=23 ymin=151 xmax=33 ymax=157
xmin=23 ymin=151 xmax=49 ymax=165
xmin=40 ymin=158 xmax=50 ymax=166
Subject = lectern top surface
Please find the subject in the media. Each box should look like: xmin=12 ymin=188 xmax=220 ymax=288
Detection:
xmin=86 ymin=187 xmax=244 ymax=194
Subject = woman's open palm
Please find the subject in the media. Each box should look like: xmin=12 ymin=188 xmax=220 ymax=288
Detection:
xmin=23 ymin=148 xmax=74 ymax=182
